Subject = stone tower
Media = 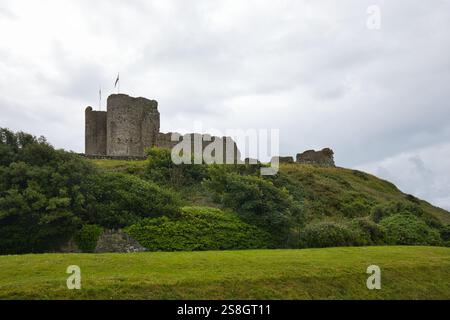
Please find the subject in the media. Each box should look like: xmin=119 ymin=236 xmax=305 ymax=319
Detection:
xmin=85 ymin=93 xmax=241 ymax=162
xmin=85 ymin=107 xmax=107 ymax=156
xmin=85 ymin=94 xmax=160 ymax=157
xmin=106 ymin=94 xmax=160 ymax=157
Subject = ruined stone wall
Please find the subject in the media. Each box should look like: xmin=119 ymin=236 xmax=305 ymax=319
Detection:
xmin=155 ymin=132 xmax=178 ymax=150
xmin=95 ymin=230 xmax=146 ymax=253
xmin=271 ymin=156 xmax=294 ymax=164
xmin=156 ymin=132 xmax=242 ymax=164
xmin=85 ymin=93 xmax=242 ymax=161
xmin=107 ymin=94 xmax=160 ymax=157
xmin=296 ymin=148 xmax=335 ymax=166
xmin=59 ymin=230 xmax=146 ymax=253
xmin=85 ymin=107 xmax=107 ymax=155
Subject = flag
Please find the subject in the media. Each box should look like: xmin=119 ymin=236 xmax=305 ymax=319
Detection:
xmin=114 ymin=73 xmax=120 ymax=88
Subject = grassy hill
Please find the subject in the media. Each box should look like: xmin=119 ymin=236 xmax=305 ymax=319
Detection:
xmin=1 ymin=147 xmax=449 ymax=300
xmin=1 ymin=246 xmax=449 ymax=300
xmin=279 ymin=163 xmax=450 ymax=225
xmin=91 ymin=159 xmax=450 ymax=226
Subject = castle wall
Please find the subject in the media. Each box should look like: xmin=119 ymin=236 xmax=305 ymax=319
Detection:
xmin=85 ymin=107 xmax=107 ymax=155
xmin=85 ymin=93 xmax=242 ymax=161
xmin=296 ymin=148 xmax=335 ymax=166
xmin=271 ymin=156 xmax=294 ymax=164
xmin=106 ymin=94 xmax=160 ymax=157
xmin=156 ymin=132 xmax=242 ymax=164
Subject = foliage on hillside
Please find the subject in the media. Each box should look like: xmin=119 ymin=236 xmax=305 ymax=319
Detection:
xmin=203 ymin=166 xmax=302 ymax=247
xmin=1 ymin=128 xmax=449 ymax=254
xmin=138 ymin=148 xmax=449 ymax=249
xmin=0 ymin=129 xmax=180 ymax=254
xmin=125 ymin=206 xmax=270 ymax=251
xmin=74 ymin=224 xmax=103 ymax=253
xmin=80 ymin=172 xmax=180 ymax=228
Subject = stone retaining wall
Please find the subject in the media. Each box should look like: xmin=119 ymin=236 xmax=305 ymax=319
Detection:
xmin=59 ymin=229 xmax=147 ymax=253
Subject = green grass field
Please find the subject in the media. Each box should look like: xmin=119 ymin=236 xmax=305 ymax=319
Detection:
xmin=1 ymin=246 xmax=449 ymax=300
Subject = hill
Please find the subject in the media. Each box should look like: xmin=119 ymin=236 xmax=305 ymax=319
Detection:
xmin=92 ymin=158 xmax=450 ymax=226
xmin=1 ymin=128 xmax=449 ymax=254
xmin=0 ymin=246 xmax=449 ymax=299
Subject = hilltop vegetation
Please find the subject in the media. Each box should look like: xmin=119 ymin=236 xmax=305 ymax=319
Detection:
xmin=0 ymin=128 xmax=449 ymax=254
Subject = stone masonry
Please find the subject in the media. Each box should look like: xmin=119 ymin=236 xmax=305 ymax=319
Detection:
xmin=107 ymin=94 xmax=160 ymax=157
xmin=85 ymin=94 xmax=241 ymax=161
xmin=296 ymin=148 xmax=335 ymax=166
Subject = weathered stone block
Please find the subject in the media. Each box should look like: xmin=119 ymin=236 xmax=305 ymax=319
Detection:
xmin=95 ymin=230 xmax=146 ymax=253
xmin=296 ymin=148 xmax=335 ymax=166
xmin=271 ymin=156 xmax=294 ymax=164
xmin=85 ymin=107 xmax=107 ymax=155
xmin=106 ymin=94 xmax=160 ymax=157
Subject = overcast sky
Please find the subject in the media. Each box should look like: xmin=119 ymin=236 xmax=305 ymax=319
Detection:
xmin=0 ymin=0 xmax=449 ymax=209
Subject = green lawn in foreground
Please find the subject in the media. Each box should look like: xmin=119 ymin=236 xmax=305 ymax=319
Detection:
xmin=0 ymin=246 xmax=449 ymax=300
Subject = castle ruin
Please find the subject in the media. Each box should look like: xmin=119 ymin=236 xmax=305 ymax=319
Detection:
xmin=271 ymin=148 xmax=335 ymax=167
xmin=85 ymin=94 xmax=241 ymax=161
xmin=296 ymin=148 xmax=335 ymax=166
xmin=85 ymin=94 xmax=335 ymax=167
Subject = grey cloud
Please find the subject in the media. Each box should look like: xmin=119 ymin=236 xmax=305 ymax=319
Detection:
xmin=1 ymin=0 xmax=450 ymax=209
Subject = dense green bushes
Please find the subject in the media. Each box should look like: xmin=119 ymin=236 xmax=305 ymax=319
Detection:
xmin=81 ymin=172 xmax=181 ymax=228
xmin=371 ymin=201 xmax=426 ymax=223
xmin=439 ymin=225 xmax=450 ymax=247
xmin=0 ymin=129 xmax=182 ymax=254
xmin=341 ymin=198 xmax=372 ymax=218
xmin=125 ymin=207 xmax=270 ymax=251
xmin=380 ymin=214 xmax=442 ymax=246
xmin=298 ymin=212 xmax=443 ymax=249
xmin=203 ymin=166 xmax=303 ymax=247
xmin=351 ymin=217 xmax=386 ymax=245
xmin=0 ymin=130 xmax=96 ymax=254
xmin=146 ymin=147 xmax=207 ymax=186
xmin=299 ymin=221 xmax=364 ymax=248
xmin=1 ymin=128 xmax=448 ymax=254
xmin=74 ymin=224 xmax=103 ymax=253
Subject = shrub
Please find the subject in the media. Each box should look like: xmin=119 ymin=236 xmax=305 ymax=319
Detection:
xmin=81 ymin=172 xmax=181 ymax=228
xmin=146 ymin=147 xmax=207 ymax=186
xmin=351 ymin=218 xmax=386 ymax=245
xmin=371 ymin=201 xmax=424 ymax=223
xmin=353 ymin=170 xmax=369 ymax=181
xmin=74 ymin=224 xmax=103 ymax=253
xmin=0 ymin=143 xmax=15 ymax=166
xmin=380 ymin=214 xmax=442 ymax=246
xmin=299 ymin=221 xmax=364 ymax=248
xmin=0 ymin=130 xmax=97 ymax=254
xmin=0 ymin=129 xmax=183 ymax=253
xmin=125 ymin=206 xmax=270 ymax=251
xmin=203 ymin=166 xmax=303 ymax=247
xmin=439 ymin=225 xmax=450 ymax=242
xmin=342 ymin=199 xmax=371 ymax=218
xmin=440 ymin=225 xmax=450 ymax=247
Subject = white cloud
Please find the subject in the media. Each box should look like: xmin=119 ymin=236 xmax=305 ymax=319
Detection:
xmin=357 ymin=142 xmax=450 ymax=210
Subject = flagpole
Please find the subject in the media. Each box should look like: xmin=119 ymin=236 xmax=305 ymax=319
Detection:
xmin=99 ymin=86 xmax=102 ymax=111
xmin=114 ymin=73 xmax=120 ymax=94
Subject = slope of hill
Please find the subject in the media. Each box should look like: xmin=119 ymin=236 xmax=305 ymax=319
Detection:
xmin=92 ymin=159 xmax=450 ymax=226
xmin=279 ymin=164 xmax=450 ymax=225
xmin=1 ymin=127 xmax=449 ymax=255
xmin=1 ymin=246 xmax=449 ymax=300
